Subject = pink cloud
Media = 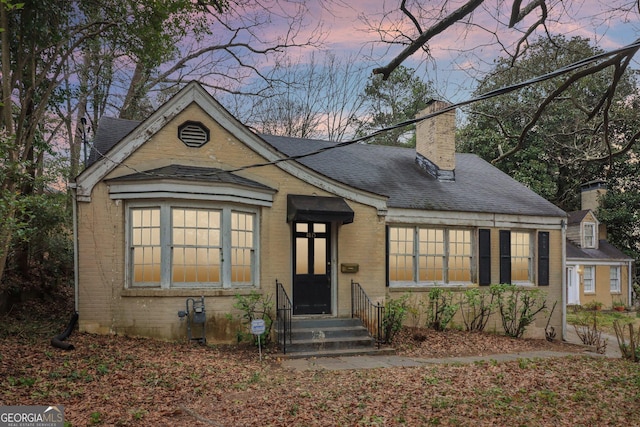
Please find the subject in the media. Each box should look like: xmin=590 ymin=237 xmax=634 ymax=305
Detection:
xmin=231 ymin=1 xmax=639 ymax=101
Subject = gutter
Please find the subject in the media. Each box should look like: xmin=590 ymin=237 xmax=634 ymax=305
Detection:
xmin=70 ymin=183 xmax=79 ymax=313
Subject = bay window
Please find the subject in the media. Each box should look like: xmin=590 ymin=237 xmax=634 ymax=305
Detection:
xmin=128 ymin=202 xmax=257 ymax=288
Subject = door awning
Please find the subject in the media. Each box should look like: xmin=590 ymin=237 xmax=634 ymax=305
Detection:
xmin=287 ymin=194 xmax=354 ymax=224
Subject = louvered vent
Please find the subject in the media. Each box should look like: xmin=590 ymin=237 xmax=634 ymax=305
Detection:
xmin=178 ymin=121 xmax=210 ymax=148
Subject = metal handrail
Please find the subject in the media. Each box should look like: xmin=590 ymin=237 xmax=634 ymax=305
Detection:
xmin=275 ymin=279 xmax=292 ymax=354
xmin=351 ymin=280 xmax=385 ymax=347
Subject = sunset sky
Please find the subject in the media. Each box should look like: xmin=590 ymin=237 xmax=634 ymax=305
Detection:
xmin=284 ymin=0 xmax=640 ymax=101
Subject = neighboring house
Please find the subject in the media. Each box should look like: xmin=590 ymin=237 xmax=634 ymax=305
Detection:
xmin=72 ymin=81 xmax=567 ymax=343
xmin=565 ymin=181 xmax=634 ymax=308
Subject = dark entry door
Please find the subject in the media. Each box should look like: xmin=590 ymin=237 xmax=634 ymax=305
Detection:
xmin=293 ymin=222 xmax=331 ymax=315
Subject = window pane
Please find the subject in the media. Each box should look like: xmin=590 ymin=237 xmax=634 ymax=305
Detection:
xmin=231 ymin=212 xmax=254 ymax=284
xmin=449 ymin=230 xmax=472 ymax=283
xmin=418 ymin=228 xmax=444 ymax=284
xmin=314 ymin=237 xmax=326 ymax=274
xmin=389 ymin=227 xmax=414 ymax=282
xmin=296 ymin=237 xmax=308 ymax=275
xmin=172 ymin=208 xmax=221 ymax=284
xmin=131 ymin=208 xmax=161 ymax=285
xmin=511 ymin=231 xmax=531 ymax=282
xmin=583 ymin=266 xmax=595 ymax=293
xmin=584 ymin=223 xmax=595 ymax=247
xmin=296 ymin=223 xmax=308 ymax=233
xmin=610 ymin=267 xmax=620 ymax=292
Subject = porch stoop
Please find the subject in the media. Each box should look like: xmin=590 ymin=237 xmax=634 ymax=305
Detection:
xmin=278 ymin=317 xmax=395 ymax=359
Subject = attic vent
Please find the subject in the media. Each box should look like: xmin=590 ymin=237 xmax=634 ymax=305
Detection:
xmin=178 ymin=121 xmax=210 ymax=148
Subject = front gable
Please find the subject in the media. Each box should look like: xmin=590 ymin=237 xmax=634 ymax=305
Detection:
xmin=75 ymin=82 xmax=387 ymax=214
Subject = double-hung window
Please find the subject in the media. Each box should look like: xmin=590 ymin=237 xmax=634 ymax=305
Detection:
xmin=499 ymin=230 xmax=535 ymax=284
xmin=583 ymin=222 xmax=596 ymax=248
xmin=610 ymin=266 xmax=621 ymax=293
xmin=389 ymin=226 xmax=472 ymax=286
xmin=583 ymin=266 xmax=595 ymax=293
xmin=511 ymin=231 xmax=532 ymax=283
xmin=129 ymin=203 xmax=257 ymax=289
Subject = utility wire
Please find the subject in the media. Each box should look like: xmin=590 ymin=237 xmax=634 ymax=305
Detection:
xmin=89 ymin=38 xmax=640 ymax=179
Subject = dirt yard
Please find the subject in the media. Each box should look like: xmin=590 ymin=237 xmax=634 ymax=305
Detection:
xmin=2 ymin=310 xmax=640 ymax=426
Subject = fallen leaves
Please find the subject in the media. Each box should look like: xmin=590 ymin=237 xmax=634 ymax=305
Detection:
xmin=1 ymin=321 xmax=639 ymax=426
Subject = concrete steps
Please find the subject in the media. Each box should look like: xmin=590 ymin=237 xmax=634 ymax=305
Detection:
xmin=278 ymin=317 xmax=394 ymax=359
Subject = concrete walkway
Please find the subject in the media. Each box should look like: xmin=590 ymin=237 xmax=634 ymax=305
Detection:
xmin=282 ymin=328 xmax=622 ymax=372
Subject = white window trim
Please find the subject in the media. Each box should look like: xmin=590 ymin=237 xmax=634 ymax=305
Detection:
xmin=610 ymin=266 xmax=621 ymax=294
xmin=389 ymin=226 xmax=474 ymax=287
xmin=583 ymin=265 xmax=595 ymax=294
xmin=583 ymin=222 xmax=597 ymax=248
xmin=126 ymin=200 xmax=260 ymax=289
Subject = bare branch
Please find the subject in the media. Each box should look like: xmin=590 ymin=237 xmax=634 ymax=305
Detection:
xmin=373 ymin=0 xmax=485 ymax=80
xmin=510 ymin=2 xmax=548 ymax=63
xmin=400 ymin=0 xmax=423 ymax=33
xmin=509 ymin=0 xmax=545 ymax=28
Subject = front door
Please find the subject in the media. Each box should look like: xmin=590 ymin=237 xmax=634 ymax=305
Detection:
xmin=567 ymin=266 xmax=580 ymax=305
xmin=293 ymin=222 xmax=331 ymax=315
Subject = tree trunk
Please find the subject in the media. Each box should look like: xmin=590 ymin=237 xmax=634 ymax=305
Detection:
xmin=0 ymin=2 xmax=16 ymax=283
xmin=119 ymin=62 xmax=147 ymax=120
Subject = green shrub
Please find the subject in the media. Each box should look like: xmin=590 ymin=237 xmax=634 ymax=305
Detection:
xmin=573 ymin=309 xmax=607 ymax=354
xmin=584 ymin=300 xmax=603 ymax=311
xmin=459 ymin=288 xmax=496 ymax=332
xmin=491 ymin=284 xmax=547 ymax=338
xmin=383 ymin=294 xmax=409 ymax=343
xmin=613 ymin=320 xmax=640 ymax=362
xmin=426 ymin=288 xmax=459 ymax=331
xmin=231 ymin=291 xmax=274 ymax=345
xmin=405 ymin=295 xmax=427 ymax=328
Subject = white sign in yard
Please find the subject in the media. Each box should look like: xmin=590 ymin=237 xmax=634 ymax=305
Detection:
xmin=251 ymin=319 xmax=265 ymax=335
xmin=250 ymin=319 xmax=266 ymax=361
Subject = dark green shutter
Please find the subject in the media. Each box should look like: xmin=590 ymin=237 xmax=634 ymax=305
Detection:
xmin=538 ymin=232 xmax=550 ymax=286
xmin=385 ymin=226 xmax=390 ymax=287
xmin=499 ymin=230 xmax=511 ymax=284
xmin=478 ymin=229 xmax=491 ymax=286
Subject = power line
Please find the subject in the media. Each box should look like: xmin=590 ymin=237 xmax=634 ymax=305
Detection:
xmin=89 ymin=38 xmax=640 ymax=179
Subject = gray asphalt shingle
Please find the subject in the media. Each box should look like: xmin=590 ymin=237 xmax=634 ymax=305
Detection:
xmin=88 ymin=117 xmax=565 ymax=217
xmin=261 ymin=134 xmax=566 ymax=217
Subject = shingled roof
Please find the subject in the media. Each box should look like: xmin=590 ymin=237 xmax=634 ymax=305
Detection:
xmin=106 ymin=164 xmax=274 ymax=191
xmin=87 ymin=116 xmax=140 ymax=166
xmin=87 ymin=117 xmax=566 ymax=218
xmin=261 ymin=134 xmax=565 ymax=217
xmin=566 ymin=239 xmax=633 ymax=261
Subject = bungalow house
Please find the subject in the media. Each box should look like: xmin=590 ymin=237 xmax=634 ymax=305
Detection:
xmin=72 ymin=81 xmax=567 ymax=346
xmin=566 ymin=181 xmax=634 ymax=309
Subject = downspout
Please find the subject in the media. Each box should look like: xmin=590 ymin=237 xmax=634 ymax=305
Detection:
xmin=71 ymin=184 xmax=79 ymax=313
xmin=561 ymin=219 xmax=567 ymax=341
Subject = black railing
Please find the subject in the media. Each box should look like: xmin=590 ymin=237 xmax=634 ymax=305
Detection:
xmin=351 ymin=280 xmax=385 ymax=347
xmin=275 ymin=279 xmax=292 ymax=354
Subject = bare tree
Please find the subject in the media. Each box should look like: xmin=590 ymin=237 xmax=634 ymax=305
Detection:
xmin=361 ymin=1 xmax=640 ymax=158
xmin=244 ymin=51 xmax=368 ymax=141
xmin=0 ymin=0 xmax=323 ymax=283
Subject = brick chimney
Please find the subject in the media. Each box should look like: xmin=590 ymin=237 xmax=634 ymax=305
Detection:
xmin=581 ymin=180 xmax=607 ymax=212
xmin=581 ymin=180 xmax=608 ymax=239
xmin=415 ymin=100 xmax=456 ymax=182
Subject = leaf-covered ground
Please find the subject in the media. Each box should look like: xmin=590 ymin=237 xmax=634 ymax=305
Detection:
xmin=2 ymin=314 xmax=640 ymax=427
